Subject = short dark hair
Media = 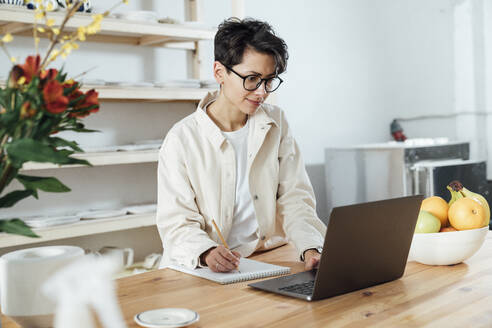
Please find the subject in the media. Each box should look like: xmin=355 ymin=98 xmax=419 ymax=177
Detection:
xmin=214 ymin=17 xmax=289 ymax=75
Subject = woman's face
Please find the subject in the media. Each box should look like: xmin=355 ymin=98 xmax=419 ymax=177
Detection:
xmin=218 ymin=48 xmax=277 ymax=115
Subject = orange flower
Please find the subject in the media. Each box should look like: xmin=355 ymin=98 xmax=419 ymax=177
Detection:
xmin=20 ymin=55 xmax=41 ymax=83
xmin=7 ymin=65 xmax=24 ymax=88
xmin=70 ymin=89 xmax=99 ymax=118
xmin=68 ymin=88 xmax=84 ymax=102
xmin=43 ymin=80 xmax=69 ymax=114
xmin=40 ymin=68 xmax=59 ymax=81
xmin=20 ymin=101 xmax=37 ymax=119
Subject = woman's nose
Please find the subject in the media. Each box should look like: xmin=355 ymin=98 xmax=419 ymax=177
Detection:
xmin=254 ymin=82 xmax=268 ymax=97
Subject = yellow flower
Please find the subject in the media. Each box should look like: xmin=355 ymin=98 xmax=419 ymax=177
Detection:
xmin=17 ymin=76 xmax=26 ymax=85
xmin=52 ymin=28 xmax=60 ymax=35
xmin=35 ymin=11 xmax=45 ymax=20
xmin=10 ymin=56 xmax=16 ymax=63
xmin=61 ymin=41 xmax=79 ymax=57
xmin=34 ymin=0 xmax=42 ymax=3
xmin=77 ymin=26 xmax=86 ymax=41
xmin=2 ymin=33 xmax=13 ymax=43
xmin=49 ymin=49 xmax=60 ymax=61
xmin=37 ymin=27 xmax=46 ymax=33
xmin=123 ymin=0 xmax=128 ymax=4
xmin=46 ymin=2 xmax=54 ymax=11
xmin=46 ymin=18 xmax=55 ymax=27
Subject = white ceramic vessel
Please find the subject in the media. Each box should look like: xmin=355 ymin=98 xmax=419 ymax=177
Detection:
xmin=0 ymin=246 xmax=84 ymax=328
xmin=408 ymin=226 xmax=489 ymax=265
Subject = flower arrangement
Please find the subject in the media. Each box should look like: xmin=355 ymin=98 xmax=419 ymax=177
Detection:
xmin=0 ymin=0 xmax=128 ymax=237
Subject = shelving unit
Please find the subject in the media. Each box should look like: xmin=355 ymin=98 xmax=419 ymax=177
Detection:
xmin=0 ymin=1 xmax=216 ymax=250
xmin=0 ymin=82 xmax=214 ymax=103
xmin=21 ymin=149 xmax=159 ymax=171
xmin=81 ymin=85 xmax=214 ymax=103
xmin=0 ymin=212 xmax=156 ymax=248
xmin=0 ymin=7 xmax=216 ymax=49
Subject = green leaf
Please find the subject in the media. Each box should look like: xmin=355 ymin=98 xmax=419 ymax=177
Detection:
xmin=44 ymin=137 xmax=83 ymax=152
xmin=0 ymin=189 xmax=35 ymax=208
xmin=63 ymin=82 xmax=79 ymax=97
xmin=0 ymin=219 xmax=40 ymax=238
xmin=5 ymin=138 xmax=91 ymax=168
xmin=17 ymin=174 xmax=70 ymax=193
xmin=70 ymin=104 xmax=99 ymax=113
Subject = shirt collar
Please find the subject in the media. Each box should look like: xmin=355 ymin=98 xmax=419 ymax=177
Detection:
xmin=194 ymin=91 xmax=278 ymax=149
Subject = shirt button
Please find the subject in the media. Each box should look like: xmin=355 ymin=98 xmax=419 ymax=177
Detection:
xmin=261 ymin=235 xmax=266 ymax=241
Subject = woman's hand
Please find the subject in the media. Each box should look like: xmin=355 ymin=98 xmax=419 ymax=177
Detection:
xmin=303 ymin=249 xmax=321 ymax=270
xmin=203 ymin=246 xmax=241 ymax=272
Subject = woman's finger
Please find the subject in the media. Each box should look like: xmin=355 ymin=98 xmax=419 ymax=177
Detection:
xmin=214 ymin=252 xmax=236 ymax=270
xmin=218 ymin=247 xmax=240 ymax=264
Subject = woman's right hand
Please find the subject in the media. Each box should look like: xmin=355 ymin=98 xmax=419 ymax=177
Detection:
xmin=202 ymin=246 xmax=241 ymax=272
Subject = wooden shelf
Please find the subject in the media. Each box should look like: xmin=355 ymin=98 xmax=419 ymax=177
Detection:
xmin=21 ymin=149 xmax=159 ymax=171
xmin=0 ymin=80 xmax=214 ymax=102
xmin=82 ymin=85 xmax=214 ymax=102
xmin=0 ymin=7 xmax=216 ymax=49
xmin=0 ymin=212 xmax=156 ymax=248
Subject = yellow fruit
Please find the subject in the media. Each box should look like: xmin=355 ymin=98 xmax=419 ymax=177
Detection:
xmin=448 ymin=198 xmax=486 ymax=230
xmin=439 ymin=226 xmax=457 ymax=232
xmin=421 ymin=196 xmax=449 ymax=227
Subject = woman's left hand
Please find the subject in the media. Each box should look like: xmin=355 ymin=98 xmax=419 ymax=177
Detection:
xmin=303 ymin=249 xmax=321 ymax=270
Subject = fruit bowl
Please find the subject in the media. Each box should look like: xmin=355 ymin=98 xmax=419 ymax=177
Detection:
xmin=408 ymin=226 xmax=489 ymax=265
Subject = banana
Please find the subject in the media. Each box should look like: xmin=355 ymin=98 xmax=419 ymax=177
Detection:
xmin=447 ymin=180 xmax=490 ymax=227
xmin=447 ymin=181 xmax=464 ymax=207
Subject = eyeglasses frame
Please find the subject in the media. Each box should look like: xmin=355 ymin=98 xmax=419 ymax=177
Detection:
xmin=223 ymin=64 xmax=283 ymax=93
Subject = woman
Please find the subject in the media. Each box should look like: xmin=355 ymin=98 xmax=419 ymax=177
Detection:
xmin=157 ymin=18 xmax=326 ymax=272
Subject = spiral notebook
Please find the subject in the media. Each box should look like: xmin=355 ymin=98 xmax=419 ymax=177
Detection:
xmin=166 ymin=258 xmax=291 ymax=284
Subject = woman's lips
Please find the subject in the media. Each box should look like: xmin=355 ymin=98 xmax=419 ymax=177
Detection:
xmin=247 ymin=99 xmax=262 ymax=106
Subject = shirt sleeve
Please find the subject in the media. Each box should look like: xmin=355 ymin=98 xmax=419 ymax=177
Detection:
xmin=156 ymin=132 xmax=218 ymax=269
xmin=275 ymin=111 xmax=327 ymax=260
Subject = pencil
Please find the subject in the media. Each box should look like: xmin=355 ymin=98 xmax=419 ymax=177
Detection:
xmin=211 ymin=219 xmax=229 ymax=248
xmin=211 ymin=219 xmax=240 ymax=272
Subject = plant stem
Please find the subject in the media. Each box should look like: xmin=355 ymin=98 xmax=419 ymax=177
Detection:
xmin=0 ymin=162 xmax=12 ymax=195
xmin=39 ymin=1 xmax=83 ymax=70
xmin=0 ymin=42 xmax=13 ymax=62
xmin=0 ymin=134 xmax=9 ymax=162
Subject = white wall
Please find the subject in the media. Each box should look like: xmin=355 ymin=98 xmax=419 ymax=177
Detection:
xmin=245 ymin=0 xmax=492 ymax=220
xmin=2 ymin=0 xmax=491 ymax=248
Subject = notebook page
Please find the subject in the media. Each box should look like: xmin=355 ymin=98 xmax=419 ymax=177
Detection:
xmin=166 ymin=258 xmax=290 ymax=284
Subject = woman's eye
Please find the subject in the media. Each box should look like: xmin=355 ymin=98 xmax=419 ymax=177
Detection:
xmin=246 ymin=76 xmax=260 ymax=83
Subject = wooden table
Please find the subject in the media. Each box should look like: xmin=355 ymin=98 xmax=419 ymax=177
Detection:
xmin=3 ymin=233 xmax=492 ymax=327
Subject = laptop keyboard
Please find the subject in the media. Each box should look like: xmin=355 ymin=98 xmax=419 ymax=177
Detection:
xmin=279 ymin=280 xmax=315 ymax=295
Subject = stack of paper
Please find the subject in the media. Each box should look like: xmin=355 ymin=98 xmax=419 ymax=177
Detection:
xmin=22 ymin=215 xmax=80 ymax=228
xmin=154 ymin=79 xmax=201 ymax=88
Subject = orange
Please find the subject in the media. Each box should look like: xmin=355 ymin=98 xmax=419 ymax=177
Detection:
xmin=448 ymin=198 xmax=485 ymax=230
xmin=439 ymin=226 xmax=457 ymax=232
xmin=421 ymin=196 xmax=449 ymax=227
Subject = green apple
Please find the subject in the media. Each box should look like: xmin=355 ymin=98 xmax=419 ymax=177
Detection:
xmin=415 ymin=210 xmax=441 ymax=233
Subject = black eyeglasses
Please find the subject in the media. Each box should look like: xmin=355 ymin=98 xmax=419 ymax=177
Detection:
xmin=223 ymin=65 xmax=283 ymax=93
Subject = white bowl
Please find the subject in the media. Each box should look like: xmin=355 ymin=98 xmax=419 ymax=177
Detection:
xmin=408 ymin=226 xmax=489 ymax=265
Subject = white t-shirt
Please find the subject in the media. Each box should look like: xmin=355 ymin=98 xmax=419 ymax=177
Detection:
xmin=205 ymin=104 xmax=259 ymax=251
xmin=221 ymin=119 xmax=259 ymax=250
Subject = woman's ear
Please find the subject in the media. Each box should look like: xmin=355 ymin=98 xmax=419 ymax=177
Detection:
xmin=213 ymin=61 xmax=226 ymax=85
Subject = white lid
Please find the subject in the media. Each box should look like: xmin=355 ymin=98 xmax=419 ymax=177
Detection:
xmin=134 ymin=308 xmax=199 ymax=328
xmin=1 ymin=246 xmax=84 ymax=262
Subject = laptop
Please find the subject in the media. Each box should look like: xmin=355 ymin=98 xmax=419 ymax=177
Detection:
xmin=248 ymin=195 xmax=423 ymax=301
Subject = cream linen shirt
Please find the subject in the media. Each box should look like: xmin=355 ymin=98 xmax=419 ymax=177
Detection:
xmin=157 ymin=91 xmax=326 ymax=269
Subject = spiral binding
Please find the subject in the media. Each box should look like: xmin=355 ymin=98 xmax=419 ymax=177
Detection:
xmin=227 ymin=269 xmax=290 ymax=284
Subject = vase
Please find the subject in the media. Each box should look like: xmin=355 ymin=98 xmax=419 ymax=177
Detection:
xmin=0 ymin=246 xmax=84 ymax=328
